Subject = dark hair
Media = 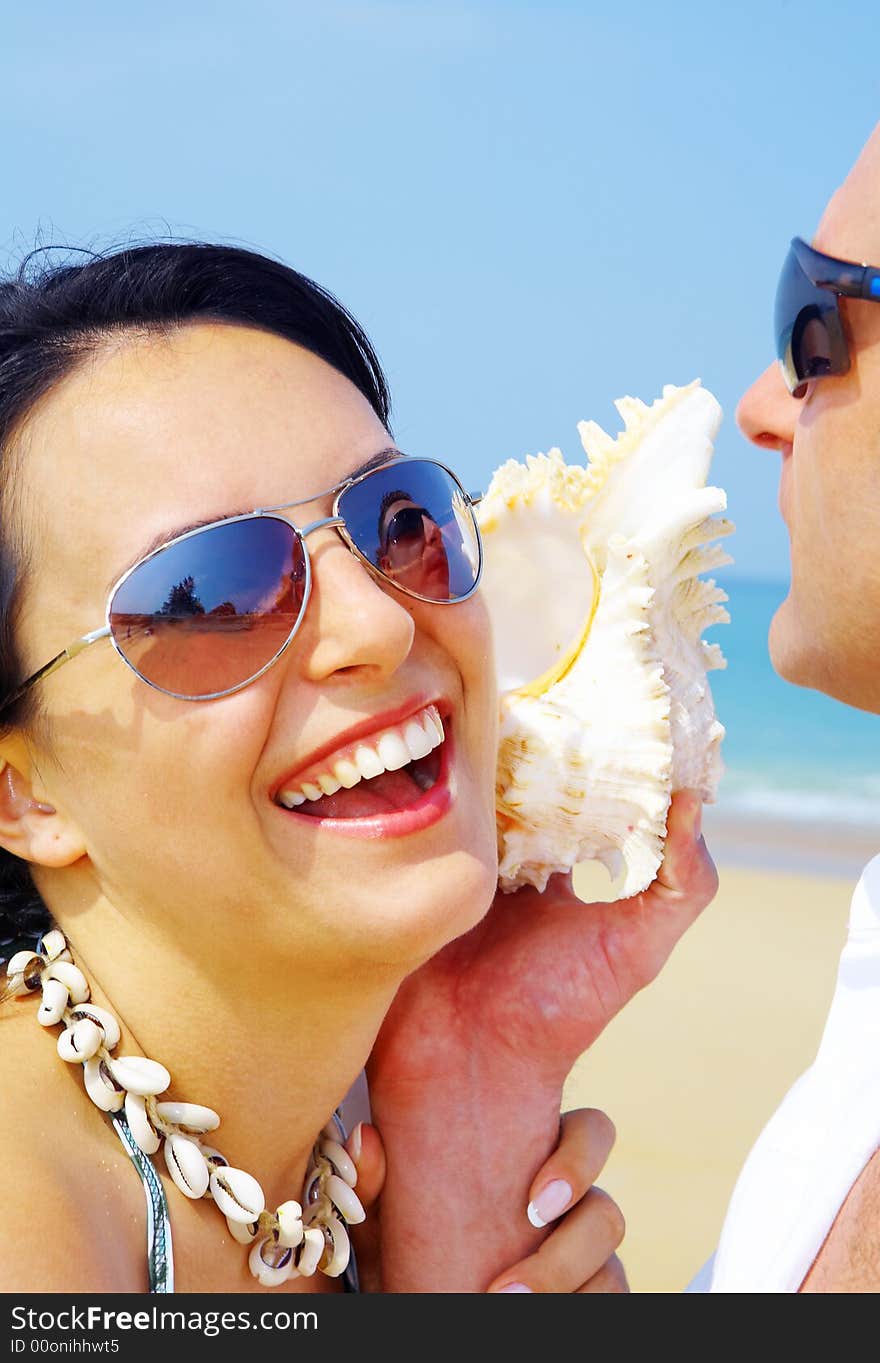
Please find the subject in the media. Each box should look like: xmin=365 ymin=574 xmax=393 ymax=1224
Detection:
xmin=0 ymin=239 xmax=392 ymax=966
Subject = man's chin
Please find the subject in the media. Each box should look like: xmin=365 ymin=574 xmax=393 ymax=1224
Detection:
xmin=768 ymin=593 xmax=878 ymax=711
xmin=767 ymin=594 xmax=815 ymax=689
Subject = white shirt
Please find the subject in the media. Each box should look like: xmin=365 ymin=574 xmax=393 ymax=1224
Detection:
xmin=701 ymin=854 xmax=880 ymax=1292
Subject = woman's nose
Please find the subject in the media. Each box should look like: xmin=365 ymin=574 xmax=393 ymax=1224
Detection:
xmin=736 ymin=361 xmax=800 ymax=452
xmin=295 ymin=533 xmax=416 ymax=683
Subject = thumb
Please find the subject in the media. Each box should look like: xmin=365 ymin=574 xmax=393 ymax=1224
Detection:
xmin=598 ymin=789 xmax=718 ymax=990
xmin=650 ymin=788 xmax=716 ymax=910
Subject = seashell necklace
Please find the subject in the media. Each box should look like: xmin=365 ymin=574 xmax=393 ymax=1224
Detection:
xmin=5 ymin=927 xmax=364 ymax=1288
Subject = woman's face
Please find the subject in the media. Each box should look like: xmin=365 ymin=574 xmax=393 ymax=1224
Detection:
xmin=12 ymin=323 xmax=499 ymax=971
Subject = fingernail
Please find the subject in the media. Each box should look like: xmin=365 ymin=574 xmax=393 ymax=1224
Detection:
xmin=495 ymin=1283 xmax=533 ymax=1293
xmin=346 ymin=1121 xmax=363 ymax=1163
xmin=527 ymin=1178 xmax=572 ymax=1228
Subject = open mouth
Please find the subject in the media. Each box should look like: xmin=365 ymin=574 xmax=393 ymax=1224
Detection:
xmin=274 ymin=704 xmax=448 ymax=821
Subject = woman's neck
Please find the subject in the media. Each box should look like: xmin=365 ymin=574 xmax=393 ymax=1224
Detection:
xmin=36 ymin=871 xmax=401 ymax=1213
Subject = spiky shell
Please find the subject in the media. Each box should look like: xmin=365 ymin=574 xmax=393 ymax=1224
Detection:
xmin=477 ymin=380 xmax=733 ymax=897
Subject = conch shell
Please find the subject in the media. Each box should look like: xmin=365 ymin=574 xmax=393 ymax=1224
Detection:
xmin=476 ymin=380 xmax=733 ymax=897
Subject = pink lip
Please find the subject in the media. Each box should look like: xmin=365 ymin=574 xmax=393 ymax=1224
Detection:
xmin=270 ymin=694 xmax=445 ymax=799
xmin=274 ymin=726 xmax=454 ymax=839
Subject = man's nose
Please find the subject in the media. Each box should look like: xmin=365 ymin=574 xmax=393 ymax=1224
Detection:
xmin=736 ymin=361 xmax=800 ymax=452
xmin=423 ymin=515 xmax=443 ymax=546
xmin=295 ymin=532 xmax=415 ymax=684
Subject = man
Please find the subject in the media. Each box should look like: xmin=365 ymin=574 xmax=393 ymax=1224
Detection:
xmin=365 ymin=121 xmax=880 ymax=1293
xmin=700 ymin=121 xmax=880 ymax=1292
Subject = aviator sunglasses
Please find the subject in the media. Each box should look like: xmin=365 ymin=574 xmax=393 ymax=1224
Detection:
xmin=775 ymin=236 xmax=880 ymax=396
xmin=12 ymin=456 xmax=483 ymax=704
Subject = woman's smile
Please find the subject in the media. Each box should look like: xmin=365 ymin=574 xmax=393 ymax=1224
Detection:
xmin=273 ymin=699 xmax=451 ymax=827
xmin=273 ymin=703 xmax=454 ymax=837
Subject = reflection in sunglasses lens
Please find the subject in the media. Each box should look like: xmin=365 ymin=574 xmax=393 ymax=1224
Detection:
xmin=792 ymin=310 xmax=832 ymax=381
xmin=109 ymin=518 xmax=306 ymax=697
xmin=775 ymin=245 xmax=851 ymax=394
xmin=338 ymin=461 xmax=480 ymax=602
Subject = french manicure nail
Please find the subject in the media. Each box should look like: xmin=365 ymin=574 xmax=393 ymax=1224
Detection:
xmin=527 ymin=1178 xmax=573 ymax=1228
xmin=495 ymin=1283 xmax=533 ymax=1293
xmin=346 ymin=1121 xmax=363 ymax=1163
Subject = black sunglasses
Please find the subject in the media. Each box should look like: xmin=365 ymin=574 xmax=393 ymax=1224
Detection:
xmin=775 ymin=236 xmax=880 ymax=396
xmin=11 ymin=456 xmax=483 ymax=704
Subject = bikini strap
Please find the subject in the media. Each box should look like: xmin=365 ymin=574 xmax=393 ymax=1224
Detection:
xmin=110 ymin=1112 xmax=175 ymax=1293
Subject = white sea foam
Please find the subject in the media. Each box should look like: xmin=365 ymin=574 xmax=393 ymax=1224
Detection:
xmin=716 ymin=785 xmax=880 ymax=829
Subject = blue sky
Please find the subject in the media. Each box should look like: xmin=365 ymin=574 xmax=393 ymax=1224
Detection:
xmin=2 ymin=0 xmax=877 ymax=580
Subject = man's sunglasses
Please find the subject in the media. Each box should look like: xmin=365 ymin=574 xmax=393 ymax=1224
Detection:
xmin=775 ymin=236 xmax=880 ymax=396
xmin=11 ymin=456 xmax=483 ymax=704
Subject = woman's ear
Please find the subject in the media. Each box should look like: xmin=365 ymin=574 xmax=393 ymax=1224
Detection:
xmin=0 ymin=756 xmax=86 ymax=868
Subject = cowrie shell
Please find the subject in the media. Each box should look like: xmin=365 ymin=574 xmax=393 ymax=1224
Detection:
xmin=39 ymin=929 xmax=67 ymax=961
xmin=57 ymin=1017 xmax=102 ymax=1063
xmin=318 ymin=1213 xmax=350 ymax=1278
xmin=276 ymin=1200 xmax=304 ymax=1249
xmin=248 ymin=1236 xmax=295 ymax=1287
xmin=124 ymin=1092 xmax=160 ymax=1155
xmin=105 ymin=1055 xmax=171 ymax=1096
xmin=225 ymin=1214 xmax=259 ymax=1245
xmin=68 ymin=1003 xmax=121 ymax=1050
xmin=210 ymin=1166 xmax=265 ymax=1224
xmin=84 ymin=1057 xmax=125 ymax=1112
xmin=325 ymin=1173 xmax=365 ymax=1225
xmin=6 ymin=950 xmax=40 ymax=976
xmin=302 ymin=1163 xmax=322 ymax=1207
xmin=164 ymin=1134 xmax=210 ymax=1199
xmin=296 ymin=1226 xmax=324 ymax=1278
xmin=154 ymin=1101 xmax=220 ymax=1134
xmin=37 ymin=977 xmax=69 ymax=1026
xmin=5 ymin=973 xmax=29 ymax=998
xmin=198 ymin=1144 xmax=228 ymax=1168
xmin=319 ymin=1138 xmax=357 ymax=1188
xmin=44 ymin=960 xmax=89 ymax=1004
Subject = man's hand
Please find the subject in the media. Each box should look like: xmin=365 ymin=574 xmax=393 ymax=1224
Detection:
xmin=366 ymin=790 xmax=716 ymax=1291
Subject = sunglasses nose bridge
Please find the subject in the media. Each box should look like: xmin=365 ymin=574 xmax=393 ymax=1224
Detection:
xmin=298 ymin=514 xmax=346 ymax=539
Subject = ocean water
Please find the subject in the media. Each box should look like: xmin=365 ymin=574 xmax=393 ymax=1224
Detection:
xmin=707 ymin=577 xmax=880 ymax=827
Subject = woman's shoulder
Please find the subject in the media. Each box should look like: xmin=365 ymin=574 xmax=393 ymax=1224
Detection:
xmin=0 ymin=1000 xmax=149 ymax=1291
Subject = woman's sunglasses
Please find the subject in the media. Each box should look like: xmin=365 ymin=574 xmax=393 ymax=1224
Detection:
xmin=775 ymin=236 xmax=880 ymax=396
xmin=12 ymin=456 xmax=483 ymax=704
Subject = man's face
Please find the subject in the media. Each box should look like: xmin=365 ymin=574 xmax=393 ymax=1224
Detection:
xmin=737 ymin=123 xmax=880 ymax=714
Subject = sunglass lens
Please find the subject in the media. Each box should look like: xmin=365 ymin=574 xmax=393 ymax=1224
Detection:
xmin=109 ymin=518 xmax=307 ymax=697
xmin=775 ymin=246 xmax=850 ymax=394
xmin=338 ymin=460 xmax=481 ymax=602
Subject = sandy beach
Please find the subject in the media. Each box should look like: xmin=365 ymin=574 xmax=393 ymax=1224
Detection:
xmin=563 ymin=812 xmax=873 ymax=1293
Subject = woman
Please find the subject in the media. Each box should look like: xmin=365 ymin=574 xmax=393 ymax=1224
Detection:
xmin=0 ymin=240 xmax=647 ymax=1293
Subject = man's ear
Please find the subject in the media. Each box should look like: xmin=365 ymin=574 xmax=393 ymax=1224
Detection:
xmin=0 ymin=754 xmax=86 ymax=868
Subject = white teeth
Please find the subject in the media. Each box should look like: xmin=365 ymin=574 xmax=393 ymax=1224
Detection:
xmin=403 ymin=720 xmax=433 ymax=762
xmin=354 ymin=745 xmax=384 ymax=780
xmin=333 ymin=759 xmax=361 ymax=789
xmin=376 ymin=732 xmax=411 ymax=771
xmin=278 ymin=706 xmax=448 ymax=809
xmin=428 ymin=708 xmax=445 ymax=743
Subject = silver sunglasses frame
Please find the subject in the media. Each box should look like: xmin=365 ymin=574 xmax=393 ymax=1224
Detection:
xmin=13 ymin=456 xmax=484 ymax=704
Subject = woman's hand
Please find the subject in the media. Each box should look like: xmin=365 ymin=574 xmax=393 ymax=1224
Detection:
xmin=366 ymin=790 xmax=716 ymax=1291
xmin=349 ymin=1108 xmax=628 ymax=1293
